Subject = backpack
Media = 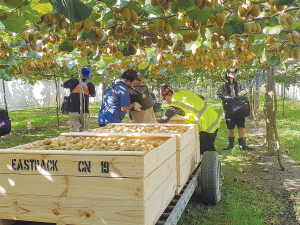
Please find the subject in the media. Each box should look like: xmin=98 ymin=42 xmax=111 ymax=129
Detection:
xmin=61 ymin=96 xmax=70 ymax=115
xmin=104 ymin=80 xmax=126 ymax=103
xmin=222 ymin=96 xmax=250 ymax=119
xmin=0 ymin=109 xmax=11 ymax=136
xmin=128 ymin=85 xmax=154 ymax=111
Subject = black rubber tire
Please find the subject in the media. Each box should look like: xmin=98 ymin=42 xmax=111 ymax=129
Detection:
xmin=200 ymin=151 xmax=222 ymax=205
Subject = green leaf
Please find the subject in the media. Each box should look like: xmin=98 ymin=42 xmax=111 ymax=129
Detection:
xmin=23 ymin=3 xmax=43 ymax=23
xmin=5 ymin=0 xmax=24 ymax=8
xmin=102 ymin=11 xmax=114 ymax=21
xmin=138 ymin=61 xmax=149 ymax=70
xmin=274 ymin=33 xmax=289 ymax=41
xmin=229 ymin=20 xmax=244 ymax=34
xmin=268 ymin=17 xmax=279 ymax=26
xmin=219 ymin=61 xmax=225 ymax=71
xmin=273 ymin=0 xmax=294 ymax=6
xmin=28 ymin=50 xmax=38 ymax=58
xmin=186 ymin=7 xmax=211 ymax=22
xmin=269 ymin=55 xmax=280 ymax=67
xmin=78 ymin=58 xmax=88 ymax=66
xmin=223 ymin=23 xmax=233 ymax=36
xmin=90 ymin=11 xmax=102 ymax=22
xmin=211 ymin=4 xmax=222 ymax=16
xmin=171 ymin=0 xmax=194 ymax=12
xmin=280 ymin=52 xmax=288 ymax=62
xmin=200 ymin=27 xmax=206 ymax=41
xmin=102 ymin=0 xmax=117 ymax=8
xmin=175 ymin=64 xmax=184 ymax=72
xmin=59 ymin=41 xmax=74 ymax=52
xmin=143 ymin=4 xmax=164 ymax=15
xmin=128 ymin=1 xmax=141 ymax=13
xmin=33 ymin=0 xmax=53 ymax=14
xmin=0 ymin=69 xmax=11 ymax=81
xmin=102 ymin=55 xmax=117 ymax=63
xmin=168 ymin=17 xmax=178 ymax=30
xmin=159 ymin=67 xmax=168 ymax=74
xmin=262 ymin=47 xmax=267 ymax=62
xmin=50 ymin=0 xmax=92 ymax=23
xmin=120 ymin=0 xmax=130 ymax=8
xmin=248 ymin=34 xmax=254 ymax=42
xmin=105 ymin=19 xmax=114 ymax=28
xmin=2 ymin=13 xmax=26 ymax=33
xmin=262 ymin=25 xmax=283 ymax=34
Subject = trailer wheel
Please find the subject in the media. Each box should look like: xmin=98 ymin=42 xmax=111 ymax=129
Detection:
xmin=200 ymin=151 xmax=221 ymax=205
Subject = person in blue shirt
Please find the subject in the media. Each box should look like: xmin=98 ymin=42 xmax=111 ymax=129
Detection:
xmin=98 ymin=69 xmax=142 ymax=127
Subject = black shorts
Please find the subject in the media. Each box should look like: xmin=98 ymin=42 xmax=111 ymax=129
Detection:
xmin=225 ymin=117 xmax=245 ymax=129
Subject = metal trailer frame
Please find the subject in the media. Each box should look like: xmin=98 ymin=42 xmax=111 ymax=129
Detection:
xmin=156 ymin=164 xmax=202 ymax=225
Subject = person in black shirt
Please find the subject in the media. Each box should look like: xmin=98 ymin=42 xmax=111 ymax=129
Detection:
xmin=61 ymin=67 xmax=96 ymax=132
xmin=216 ymin=69 xmax=253 ymax=150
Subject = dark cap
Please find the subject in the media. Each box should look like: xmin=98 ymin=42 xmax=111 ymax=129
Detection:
xmin=226 ymin=68 xmax=238 ymax=74
xmin=121 ymin=69 xmax=141 ymax=82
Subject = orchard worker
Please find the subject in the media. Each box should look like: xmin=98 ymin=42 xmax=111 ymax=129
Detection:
xmin=158 ymin=85 xmax=222 ymax=155
xmin=216 ymin=68 xmax=253 ymax=150
xmin=61 ymin=67 xmax=96 ymax=132
xmin=128 ymin=75 xmax=157 ymax=123
xmin=98 ymin=69 xmax=142 ymax=127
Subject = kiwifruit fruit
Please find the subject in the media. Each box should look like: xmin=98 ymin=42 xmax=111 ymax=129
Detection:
xmin=185 ymin=17 xmax=194 ymax=27
xmin=162 ymin=1 xmax=171 ymax=10
xmin=255 ymin=23 xmax=261 ymax=33
xmin=162 ymin=41 xmax=168 ymax=50
xmin=274 ymin=4 xmax=284 ymax=12
xmin=277 ymin=45 xmax=284 ymax=54
xmin=266 ymin=35 xmax=274 ymax=44
xmin=157 ymin=0 xmax=166 ymax=5
xmin=294 ymin=49 xmax=300 ymax=59
xmin=122 ymin=23 xmax=131 ymax=32
xmin=139 ymin=39 xmax=146 ymax=48
xmin=157 ymin=39 xmax=164 ymax=48
xmin=157 ymin=19 xmax=166 ymax=31
xmin=151 ymin=0 xmax=160 ymax=7
xmin=60 ymin=18 xmax=70 ymax=29
xmin=175 ymin=57 xmax=181 ymax=64
xmin=249 ymin=5 xmax=260 ymax=17
xmin=72 ymin=40 xmax=78 ymax=48
xmin=211 ymin=33 xmax=219 ymax=42
xmin=129 ymin=28 xmax=137 ymax=38
xmin=190 ymin=31 xmax=198 ymax=41
xmin=164 ymin=23 xmax=172 ymax=35
xmin=28 ymin=33 xmax=35 ymax=42
xmin=287 ymin=49 xmax=294 ymax=58
xmin=52 ymin=14 xmax=62 ymax=25
xmin=286 ymin=15 xmax=294 ymax=26
xmin=96 ymin=28 xmax=104 ymax=38
xmin=19 ymin=47 xmax=25 ymax=53
xmin=151 ymin=36 xmax=158 ymax=44
xmin=194 ymin=0 xmax=203 ymax=6
xmin=251 ymin=23 xmax=257 ymax=33
xmin=209 ymin=14 xmax=216 ymax=22
xmin=42 ymin=35 xmax=50 ymax=44
xmin=42 ymin=13 xmax=52 ymax=25
xmin=238 ymin=5 xmax=247 ymax=18
xmin=216 ymin=13 xmax=226 ymax=23
xmin=215 ymin=19 xmax=224 ymax=28
xmin=201 ymin=21 xmax=208 ymax=27
xmin=269 ymin=0 xmax=275 ymax=5
xmin=218 ymin=35 xmax=226 ymax=45
xmin=49 ymin=35 xmax=57 ymax=44
xmin=194 ymin=20 xmax=201 ymax=27
xmin=74 ymin=21 xmax=83 ymax=29
xmin=130 ymin=10 xmax=138 ymax=24
xmin=121 ymin=8 xmax=131 ymax=21
xmin=181 ymin=57 xmax=187 ymax=66
xmin=145 ymin=37 xmax=152 ymax=47
xmin=270 ymin=5 xmax=277 ymax=14
xmin=204 ymin=0 xmax=214 ymax=8
xmin=107 ymin=28 xmax=114 ymax=37
xmin=244 ymin=23 xmax=252 ymax=34
xmin=25 ymin=43 xmax=31 ymax=51
xmin=115 ymin=25 xmax=123 ymax=34
xmin=278 ymin=14 xmax=287 ymax=25
xmin=292 ymin=31 xmax=299 ymax=40
xmin=70 ymin=29 xmax=78 ymax=38
xmin=183 ymin=33 xmax=191 ymax=44
xmin=166 ymin=38 xmax=173 ymax=46
xmin=296 ymin=9 xmax=300 ymax=19
xmin=83 ymin=20 xmax=92 ymax=32
xmin=198 ymin=3 xmax=206 ymax=10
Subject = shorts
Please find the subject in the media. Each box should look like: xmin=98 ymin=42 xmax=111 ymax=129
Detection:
xmin=225 ymin=117 xmax=245 ymax=129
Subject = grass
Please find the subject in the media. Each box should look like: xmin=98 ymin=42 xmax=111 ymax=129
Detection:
xmin=1 ymin=95 xmax=300 ymax=224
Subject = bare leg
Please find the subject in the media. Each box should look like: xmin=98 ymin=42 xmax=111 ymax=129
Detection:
xmin=229 ymin=129 xmax=234 ymax=137
xmin=238 ymin=127 xmax=245 ymax=138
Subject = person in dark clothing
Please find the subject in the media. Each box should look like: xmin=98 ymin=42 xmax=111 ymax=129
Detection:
xmin=216 ymin=69 xmax=253 ymax=150
xmin=158 ymin=85 xmax=221 ymax=155
xmin=61 ymin=67 xmax=96 ymax=132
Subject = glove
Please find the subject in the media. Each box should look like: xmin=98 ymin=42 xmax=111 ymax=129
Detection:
xmin=133 ymin=102 xmax=142 ymax=111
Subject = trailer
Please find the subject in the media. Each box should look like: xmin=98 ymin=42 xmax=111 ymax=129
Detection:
xmin=0 ymin=123 xmax=222 ymax=225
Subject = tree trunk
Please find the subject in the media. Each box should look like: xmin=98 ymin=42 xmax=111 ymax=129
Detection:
xmin=54 ymin=73 xmax=60 ymax=126
xmin=2 ymin=79 xmax=8 ymax=110
xmin=254 ymin=73 xmax=260 ymax=130
xmin=248 ymin=82 xmax=253 ymax=115
xmin=102 ymin=70 xmax=109 ymax=100
xmin=266 ymin=68 xmax=275 ymax=156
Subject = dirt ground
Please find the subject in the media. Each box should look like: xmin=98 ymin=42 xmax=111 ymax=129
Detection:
xmin=227 ymin=123 xmax=300 ymax=225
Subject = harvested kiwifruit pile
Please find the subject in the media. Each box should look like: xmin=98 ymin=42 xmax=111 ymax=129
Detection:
xmin=23 ymin=136 xmax=166 ymax=152
xmin=89 ymin=124 xmax=189 ymax=134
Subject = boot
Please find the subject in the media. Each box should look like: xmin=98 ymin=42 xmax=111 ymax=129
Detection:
xmin=238 ymin=137 xmax=254 ymax=150
xmin=223 ymin=137 xmax=235 ymax=150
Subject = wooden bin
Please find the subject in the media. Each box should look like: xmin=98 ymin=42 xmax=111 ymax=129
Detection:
xmin=0 ymin=134 xmax=177 ymax=225
xmin=87 ymin=123 xmax=200 ymax=194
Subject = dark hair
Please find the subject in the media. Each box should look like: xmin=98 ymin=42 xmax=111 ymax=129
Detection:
xmin=160 ymin=84 xmax=174 ymax=99
xmin=121 ymin=69 xmax=141 ymax=82
xmin=225 ymin=68 xmax=238 ymax=80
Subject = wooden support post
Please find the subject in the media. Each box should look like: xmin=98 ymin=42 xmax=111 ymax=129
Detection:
xmin=266 ymin=68 xmax=275 ymax=156
xmin=54 ymin=73 xmax=60 ymax=126
xmin=2 ymin=79 xmax=8 ymax=110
